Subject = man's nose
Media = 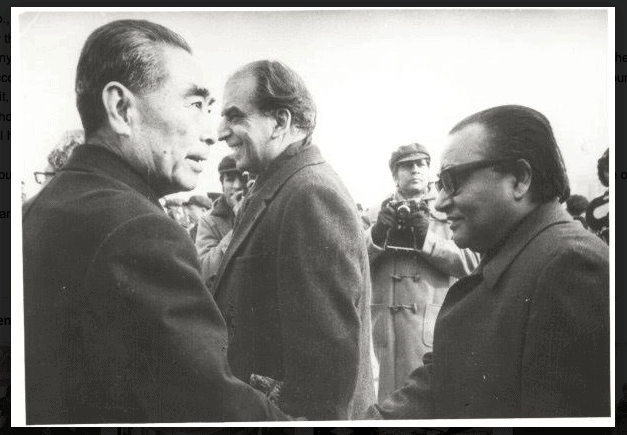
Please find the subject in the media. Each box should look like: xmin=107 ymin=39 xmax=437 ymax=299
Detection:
xmin=200 ymin=118 xmax=217 ymax=146
xmin=232 ymin=177 xmax=244 ymax=189
xmin=218 ymin=118 xmax=230 ymax=142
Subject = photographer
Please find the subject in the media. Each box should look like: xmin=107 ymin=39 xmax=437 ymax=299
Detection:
xmin=365 ymin=143 xmax=480 ymax=402
xmin=196 ymin=155 xmax=247 ymax=287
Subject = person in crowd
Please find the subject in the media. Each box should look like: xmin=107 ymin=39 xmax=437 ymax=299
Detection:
xmin=586 ymin=148 xmax=609 ymax=244
xmin=196 ymin=155 xmax=246 ymax=285
xmin=565 ymin=194 xmax=589 ymax=229
xmin=24 ymin=129 xmax=84 ymax=206
xmin=164 ymin=196 xmax=190 ymax=229
xmin=33 ymin=129 xmax=85 ymax=187
xmin=22 ymin=19 xmax=291 ymax=423
xmin=210 ymin=60 xmax=375 ymax=420
xmin=365 ymin=143 xmax=479 ymax=402
xmin=183 ymin=194 xmax=213 ymax=242
xmin=370 ymin=105 xmax=609 ymax=418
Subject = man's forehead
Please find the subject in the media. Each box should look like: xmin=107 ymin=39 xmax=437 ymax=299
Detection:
xmin=441 ymin=123 xmax=490 ymax=167
xmin=222 ymin=73 xmax=257 ymax=107
xmin=160 ymin=46 xmax=210 ymax=96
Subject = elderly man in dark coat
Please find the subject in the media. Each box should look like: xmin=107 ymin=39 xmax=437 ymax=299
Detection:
xmin=22 ymin=20 xmax=289 ymax=424
xmin=212 ymin=60 xmax=375 ymax=420
xmin=371 ymin=105 xmax=609 ymax=419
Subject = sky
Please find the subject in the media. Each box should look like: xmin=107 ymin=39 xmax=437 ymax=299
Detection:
xmin=16 ymin=8 xmax=610 ymax=206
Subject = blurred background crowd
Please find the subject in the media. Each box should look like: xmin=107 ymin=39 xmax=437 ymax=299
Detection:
xmin=21 ymin=128 xmax=611 ymax=248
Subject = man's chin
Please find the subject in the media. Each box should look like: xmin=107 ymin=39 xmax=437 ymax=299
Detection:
xmin=169 ymin=176 xmax=198 ymax=194
xmin=452 ymin=233 xmax=469 ymax=250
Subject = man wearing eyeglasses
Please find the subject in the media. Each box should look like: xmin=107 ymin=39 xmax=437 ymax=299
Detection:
xmin=365 ymin=143 xmax=479 ymax=403
xmin=370 ymin=105 xmax=609 ymax=418
xmin=28 ymin=129 xmax=84 ymax=204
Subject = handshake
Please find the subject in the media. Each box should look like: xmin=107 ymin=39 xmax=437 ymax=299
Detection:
xmin=371 ymin=197 xmax=431 ymax=251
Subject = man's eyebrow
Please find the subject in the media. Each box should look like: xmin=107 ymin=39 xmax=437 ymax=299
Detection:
xmin=184 ymin=85 xmax=211 ymax=100
xmin=221 ymin=106 xmax=245 ymax=117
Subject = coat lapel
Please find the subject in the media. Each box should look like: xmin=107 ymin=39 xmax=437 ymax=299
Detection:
xmin=480 ymin=201 xmax=572 ymax=290
xmin=211 ymin=144 xmax=325 ymax=298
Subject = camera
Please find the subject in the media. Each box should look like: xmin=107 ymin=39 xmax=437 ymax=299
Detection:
xmin=388 ymin=199 xmax=428 ymax=227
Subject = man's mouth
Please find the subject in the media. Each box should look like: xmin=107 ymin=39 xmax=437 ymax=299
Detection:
xmin=185 ymin=153 xmax=208 ymax=171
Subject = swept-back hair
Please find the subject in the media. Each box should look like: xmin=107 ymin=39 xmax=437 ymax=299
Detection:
xmin=75 ymin=19 xmax=191 ymax=137
xmin=450 ymin=105 xmax=570 ymax=203
xmin=229 ymin=60 xmax=317 ymax=136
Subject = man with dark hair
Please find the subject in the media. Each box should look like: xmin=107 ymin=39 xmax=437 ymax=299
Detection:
xmin=565 ymin=194 xmax=589 ymax=229
xmin=196 ymin=155 xmax=246 ymax=284
xmin=586 ymin=148 xmax=609 ymax=243
xmin=211 ymin=60 xmax=375 ymax=420
xmin=371 ymin=105 xmax=609 ymax=418
xmin=365 ymin=143 xmax=479 ymax=402
xmin=23 ymin=20 xmax=289 ymax=423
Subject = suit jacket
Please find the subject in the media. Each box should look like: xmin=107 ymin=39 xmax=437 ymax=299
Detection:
xmin=23 ymin=145 xmax=288 ymax=424
xmin=212 ymin=140 xmax=375 ymax=420
xmin=373 ymin=201 xmax=610 ymax=418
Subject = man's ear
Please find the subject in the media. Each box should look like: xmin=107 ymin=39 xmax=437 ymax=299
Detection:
xmin=102 ymin=81 xmax=136 ymax=137
xmin=271 ymin=108 xmax=292 ymax=139
xmin=512 ymin=159 xmax=533 ymax=200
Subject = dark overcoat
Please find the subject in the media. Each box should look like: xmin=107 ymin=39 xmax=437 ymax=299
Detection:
xmin=212 ymin=141 xmax=375 ymax=420
xmin=373 ymin=201 xmax=610 ymax=418
xmin=23 ymin=145 xmax=288 ymax=424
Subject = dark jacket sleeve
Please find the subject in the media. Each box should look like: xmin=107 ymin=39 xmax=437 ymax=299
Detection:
xmin=275 ymin=178 xmax=371 ymax=420
xmin=521 ymin=244 xmax=610 ymax=417
xmin=83 ymin=213 xmax=289 ymax=422
xmin=369 ymin=353 xmax=435 ymax=419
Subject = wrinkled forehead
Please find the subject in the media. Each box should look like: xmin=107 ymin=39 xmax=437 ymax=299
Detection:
xmin=441 ymin=123 xmax=491 ymax=170
xmin=222 ymin=72 xmax=257 ymax=108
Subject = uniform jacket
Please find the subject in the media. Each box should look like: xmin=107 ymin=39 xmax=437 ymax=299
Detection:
xmin=22 ymin=145 xmax=288 ymax=424
xmin=212 ymin=140 xmax=375 ymax=420
xmin=365 ymin=191 xmax=480 ymax=402
xmin=195 ymin=195 xmax=235 ymax=285
xmin=373 ymin=201 xmax=610 ymax=418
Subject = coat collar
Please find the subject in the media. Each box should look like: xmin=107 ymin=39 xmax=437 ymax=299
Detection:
xmin=61 ymin=144 xmax=163 ymax=209
xmin=476 ymin=200 xmax=572 ymax=289
xmin=211 ymin=141 xmax=325 ymax=296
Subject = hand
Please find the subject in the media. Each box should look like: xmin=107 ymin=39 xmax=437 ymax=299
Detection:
xmin=228 ymin=190 xmax=246 ymax=216
xmin=371 ymin=197 xmax=397 ymax=247
xmin=405 ymin=208 xmax=430 ymax=249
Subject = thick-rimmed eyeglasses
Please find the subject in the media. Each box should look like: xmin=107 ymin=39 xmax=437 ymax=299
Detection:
xmin=34 ymin=171 xmax=56 ymax=185
xmin=435 ymin=158 xmax=518 ymax=196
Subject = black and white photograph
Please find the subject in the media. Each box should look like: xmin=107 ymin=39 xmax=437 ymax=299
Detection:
xmin=12 ymin=7 xmax=614 ymax=427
